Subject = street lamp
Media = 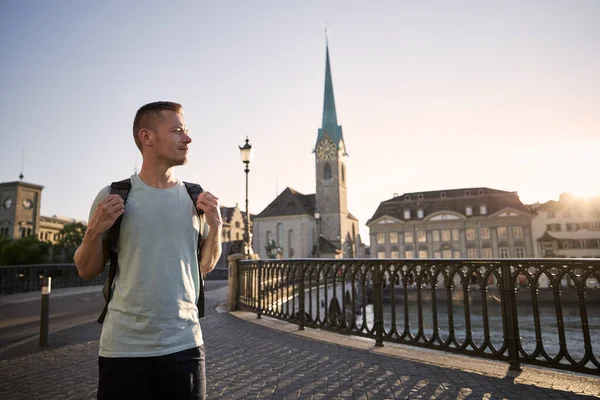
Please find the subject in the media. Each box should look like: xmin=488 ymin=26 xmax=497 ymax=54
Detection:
xmin=314 ymin=212 xmax=321 ymax=258
xmin=239 ymin=137 xmax=253 ymax=258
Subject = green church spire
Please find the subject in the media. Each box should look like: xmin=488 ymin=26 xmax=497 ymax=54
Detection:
xmin=322 ymin=43 xmax=338 ymax=127
xmin=316 ymin=38 xmax=345 ymax=149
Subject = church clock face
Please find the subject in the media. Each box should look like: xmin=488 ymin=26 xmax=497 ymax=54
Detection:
xmin=317 ymin=139 xmax=336 ymax=160
xmin=23 ymin=199 xmax=33 ymax=210
xmin=3 ymin=198 xmax=12 ymax=209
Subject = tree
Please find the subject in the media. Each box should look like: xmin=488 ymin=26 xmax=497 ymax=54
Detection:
xmin=55 ymin=222 xmax=87 ymax=262
xmin=0 ymin=235 xmax=51 ymax=265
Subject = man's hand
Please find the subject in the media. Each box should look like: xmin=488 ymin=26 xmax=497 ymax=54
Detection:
xmin=88 ymin=194 xmax=125 ymax=234
xmin=196 ymin=192 xmax=222 ymax=230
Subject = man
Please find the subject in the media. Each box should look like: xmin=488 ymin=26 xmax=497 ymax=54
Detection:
xmin=74 ymin=101 xmax=221 ymax=400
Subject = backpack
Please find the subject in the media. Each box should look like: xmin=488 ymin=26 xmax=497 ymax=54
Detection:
xmin=97 ymin=178 xmax=205 ymax=324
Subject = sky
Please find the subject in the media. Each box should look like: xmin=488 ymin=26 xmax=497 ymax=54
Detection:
xmin=1 ymin=0 xmax=599 ymax=245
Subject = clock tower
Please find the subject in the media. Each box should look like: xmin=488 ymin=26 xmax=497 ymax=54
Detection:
xmin=315 ymin=41 xmax=355 ymax=257
xmin=0 ymin=181 xmax=43 ymax=239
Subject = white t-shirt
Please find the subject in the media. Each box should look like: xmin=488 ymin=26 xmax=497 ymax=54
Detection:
xmin=89 ymin=174 xmax=206 ymax=357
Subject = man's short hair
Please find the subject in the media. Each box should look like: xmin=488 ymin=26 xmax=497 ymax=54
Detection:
xmin=133 ymin=101 xmax=184 ymax=151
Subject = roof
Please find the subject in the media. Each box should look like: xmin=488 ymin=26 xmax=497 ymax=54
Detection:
xmin=220 ymin=206 xmax=255 ymax=224
xmin=538 ymin=230 xmax=600 ymax=241
xmin=367 ymin=187 xmax=532 ymax=224
xmin=0 ymin=181 xmax=44 ymax=190
xmin=255 ymin=187 xmax=316 ymax=218
xmin=319 ymin=235 xmax=340 ymax=253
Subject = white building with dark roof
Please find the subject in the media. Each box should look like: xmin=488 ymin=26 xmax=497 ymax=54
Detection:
xmin=367 ymin=187 xmax=535 ymax=259
xmin=532 ymin=193 xmax=600 ymax=258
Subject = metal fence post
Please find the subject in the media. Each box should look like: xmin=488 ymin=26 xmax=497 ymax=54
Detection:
xmin=39 ymin=276 xmax=51 ymax=347
xmin=299 ymin=263 xmax=306 ymax=331
xmin=500 ymin=262 xmax=521 ymax=371
xmin=373 ymin=263 xmax=384 ymax=347
xmin=256 ymin=261 xmax=262 ymax=319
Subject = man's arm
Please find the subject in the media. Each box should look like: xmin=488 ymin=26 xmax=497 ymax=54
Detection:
xmin=199 ymin=224 xmax=222 ymax=276
xmin=74 ymin=194 xmax=125 ymax=280
xmin=195 ymin=192 xmax=223 ymax=276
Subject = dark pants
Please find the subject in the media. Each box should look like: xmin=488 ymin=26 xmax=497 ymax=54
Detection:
xmin=97 ymin=345 xmax=206 ymax=400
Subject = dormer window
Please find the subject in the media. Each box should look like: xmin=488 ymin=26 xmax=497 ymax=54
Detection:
xmin=440 ymin=192 xmax=447 ymax=199
xmin=480 ymin=205 xmax=487 ymax=215
xmin=405 ymin=195 xmax=411 ymax=201
xmin=465 ymin=206 xmax=473 ymax=216
xmin=417 ymin=209 xmax=424 ymax=219
xmin=478 ymin=189 xmax=485 ymax=195
xmin=465 ymin=190 xmax=471 ymax=196
xmin=417 ymin=194 xmax=424 ymax=200
xmin=404 ymin=209 xmax=411 ymax=219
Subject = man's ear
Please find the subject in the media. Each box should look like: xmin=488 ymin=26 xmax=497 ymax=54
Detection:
xmin=138 ymin=128 xmax=153 ymax=147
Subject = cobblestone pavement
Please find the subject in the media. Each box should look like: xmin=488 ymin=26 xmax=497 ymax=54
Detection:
xmin=0 ymin=281 xmax=598 ymax=399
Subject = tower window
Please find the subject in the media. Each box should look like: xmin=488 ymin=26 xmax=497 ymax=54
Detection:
xmin=324 ymin=163 xmax=332 ymax=180
xmin=341 ymin=164 xmax=345 ymax=182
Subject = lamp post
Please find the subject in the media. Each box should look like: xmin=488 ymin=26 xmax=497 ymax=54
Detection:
xmin=239 ymin=137 xmax=253 ymax=259
xmin=314 ymin=212 xmax=321 ymax=258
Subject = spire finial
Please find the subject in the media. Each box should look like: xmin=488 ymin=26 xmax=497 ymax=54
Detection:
xmin=323 ymin=22 xmax=329 ymax=43
xmin=19 ymin=148 xmax=25 ymax=180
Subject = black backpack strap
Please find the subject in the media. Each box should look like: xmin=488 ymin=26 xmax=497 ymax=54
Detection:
xmin=98 ymin=178 xmax=131 ymax=324
xmin=184 ymin=181 xmax=206 ymax=318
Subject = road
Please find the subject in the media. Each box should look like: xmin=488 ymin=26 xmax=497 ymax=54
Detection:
xmin=0 ymin=280 xmax=229 ymax=355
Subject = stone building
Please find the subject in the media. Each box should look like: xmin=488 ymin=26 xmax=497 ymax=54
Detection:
xmin=253 ymin=41 xmax=360 ymax=259
xmin=531 ymin=193 xmax=600 ymax=258
xmin=0 ymin=181 xmax=84 ymax=244
xmin=367 ymin=187 xmax=535 ymax=259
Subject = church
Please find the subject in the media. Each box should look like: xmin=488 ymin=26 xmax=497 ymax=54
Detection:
xmin=252 ymin=41 xmax=361 ymax=259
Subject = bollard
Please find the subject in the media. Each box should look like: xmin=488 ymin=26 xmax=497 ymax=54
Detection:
xmin=39 ymin=276 xmax=51 ymax=347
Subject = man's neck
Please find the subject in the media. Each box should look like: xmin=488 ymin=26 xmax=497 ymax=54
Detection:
xmin=137 ymin=163 xmax=178 ymax=189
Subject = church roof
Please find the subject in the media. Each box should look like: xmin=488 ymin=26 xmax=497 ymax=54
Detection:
xmin=318 ymin=235 xmax=340 ymax=252
xmin=367 ymin=187 xmax=533 ymax=224
xmin=255 ymin=187 xmax=316 ymax=218
xmin=315 ymin=43 xmax=345 ymax=150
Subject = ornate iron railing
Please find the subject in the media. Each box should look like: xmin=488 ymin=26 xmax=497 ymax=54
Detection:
xmin=237 ymin=259 xmax=600 ymax=376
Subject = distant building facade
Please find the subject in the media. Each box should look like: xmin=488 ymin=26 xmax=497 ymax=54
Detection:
xmin=367 ymin=188 xmax=535 ymax=259
xmin=253 ymin=41 xmax=360 ymax=259
xmin=0 ymin=180 xmax=81 ymax=244
xmin=531 ymin=193 xmax=600 ymax=258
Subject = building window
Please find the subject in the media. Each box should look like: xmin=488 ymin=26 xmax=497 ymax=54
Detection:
xmin=377 ymin=250 xmax=386 ymax=259
xmin=499 ymin=247 xmax=509 ymax=258
xmin=546 ymin=223 xmax=562 ymax=232
xmin=267 ymin=230 xmax=272 ymax=243
xmin=480 ymin=205 xmax=487 ymax=215
xmin=466 ymin=228 xmax=476 ymax=241
xmin=441 ymin=229 xmax=451 ymax=241
xmin=512 ymin=226 xmax=523 ymax=239
xmin=418 ymin=250 xmax=428 ymax=259
xmin=288 ymin=230 xmax=294 ymax=257
xmin=440 ymin=192 xmax=447 ymax=199
xmin=465 ymin=206 xmax=473 ymax=216
xmin=324 ymin=163 xmax=332 ymax=180
xmin=442 ymin=249 xmax=452 ymax=259
xmin=235 ymin=221 xmax=240 ymax=228
xmin=389 ymin=232 xmax=398 ymax=244
xmin=390 ymin=250 xmax=399 ymax=258
xmin=404 ymin=209 xmax=411 ymax=219
xmin=405 ymin=250 xmax=414 ymax=259
xmin=404 ymin=232 xmax=413 ymax=243
xmin=417 ymin=209 xmax=424 ymax=219
xmin=566 ymin=223 xmax=582 ymax=232
xmin=482 ymin=248 xmax=492 ymax=258
xmin=452 ymin=229 xmax=459 ymax=241
xmin=548 ymin=211 xmax=556 ymax=219
xmin=434 ymin=251 xmax=442 ymax=258
xmin=417 ymin=231 xmax=426 ymax=243
xmin=515 ymin=247 xmax=525 ymax=258
xmin=276 ymin=223 xmax=284 ymax=246
xmin=498 ymin=226 xmax=508 ymax=239
xmin=417 ymin=194 xmax=424 ymax=200
xmin=453 ymin=251 xmax=461 ymax=259
xmin=236 ymin=233 xmax=240 ymax=240
xmin=467 ymin=248 xmax=477 ymax=258
xmin=341 ymin=165 xmax=345 ymax=182
xmin=377 ymin=233 xmax=386 ymax=244
xmin=405 ymin=195 xmax=411 ymax=200
xmin=480 ymin=227 xmax=491 ymax=240
xmin=432 ymin=230 xmax=440 ymax=242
